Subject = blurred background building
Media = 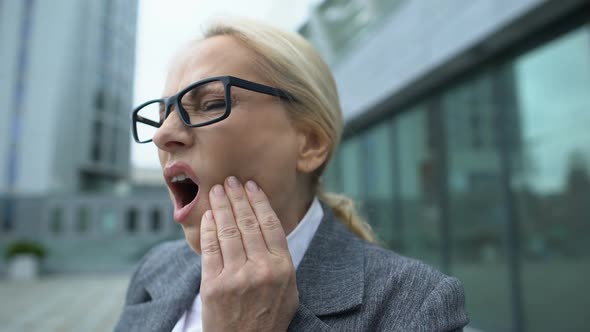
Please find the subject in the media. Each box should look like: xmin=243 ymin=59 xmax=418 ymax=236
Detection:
xmin=0 ymin=0 xmax=179 ymax=273
xmin=300 ymin=0 xmax=590 ymax=331
xmin=0 ymin=0 xmax=136 ymax=195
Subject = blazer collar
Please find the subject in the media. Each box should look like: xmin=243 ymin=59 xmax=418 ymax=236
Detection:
xmin=295 ymin=204 xmax=365 ymax=316
xmin=147 ymin=243 xmax=201 ymax=301
xmin=136 ymin=243 xmax=201 ymax=332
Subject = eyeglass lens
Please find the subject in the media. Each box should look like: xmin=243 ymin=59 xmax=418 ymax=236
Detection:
xmin=135 ymin=80 xmax=228 ymax=142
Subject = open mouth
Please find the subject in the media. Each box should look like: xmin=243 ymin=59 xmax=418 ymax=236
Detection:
xmin=163 ymin=162 xmax=201 ymax=223
xmin=170 ymin=174 xmax=199 ymax=208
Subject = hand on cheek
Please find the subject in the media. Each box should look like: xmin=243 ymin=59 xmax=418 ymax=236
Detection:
xmin=199 ymin=176 xmax=299 ymax=332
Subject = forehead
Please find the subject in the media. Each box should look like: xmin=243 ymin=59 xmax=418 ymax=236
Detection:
xmin=163 ymin=35 xmax=262 ymax=96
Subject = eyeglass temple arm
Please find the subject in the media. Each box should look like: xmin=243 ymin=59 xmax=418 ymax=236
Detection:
xmin=229 ymin=76 xmax=295 ymax=101
xmin=136 ymin=115 xmax=161 ymax=128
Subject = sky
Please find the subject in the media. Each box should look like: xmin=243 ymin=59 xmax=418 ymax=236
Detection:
xmin=131 ymin=0 xmax=317 ymax=170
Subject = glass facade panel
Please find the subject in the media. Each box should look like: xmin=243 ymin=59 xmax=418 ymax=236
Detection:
xmin=512 ymin=24 xmax=590 ymax=332
xmin=442 ymin=73 xmax=512 ymax=331
xmin=395 ymin=106 xmax=442 ymax=268
xmin=364 ymin=122 xmax=394 ymax=199
xmin=362 ymin=122 xmax=396 ymax=248
xmin=339 ymin=138 xmax=363 ymax=198
xmin=323 ymin=147 xmax=342 ymax=193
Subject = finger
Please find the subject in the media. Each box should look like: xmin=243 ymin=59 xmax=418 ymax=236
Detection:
xmin=244 ymin=180 xmax=289 ymax=255
xmin=209 ymin=184 xmax=247 ymax=267
xmin=225 ymin=176 xmax=267 ymax=258
xmin=200 ymin=210 xmax=223 ymax=280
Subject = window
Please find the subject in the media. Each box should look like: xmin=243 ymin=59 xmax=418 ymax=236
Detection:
xmin=442 ymin=72 xmax=512 ymax=331
xmin=110 ymin=127 xmax=119 ymax=164
xmin=101 ymin=209 xmax=117 ymax=234
xmin=322 ymin=151 xmax=342 ymax=193
xmin=395 ymin=105 xmax=443 ymax=267
xmin=339 ymin=138 xmax=363 ymax=198
xmin=91 ymin=122 xmax=103 ymax=162
xmin=76 ymin=206 xmax=90 ymax=233
xmin=1 ymin=200 xmax=14 ymax=232
xmin=50 ymin=206 xmax=64 ymax=234
xmin=150 ymin=209 xmax=162 ymax=232
xmin=511 ymin=24 xmax=590 ymax=331
xmin=126 ymin=208 xmax=138 ymax=233
xmin=94 ymin=89 xmax=106 ymax=111
xmin=361 ymin=121 xmax=396 ymax=248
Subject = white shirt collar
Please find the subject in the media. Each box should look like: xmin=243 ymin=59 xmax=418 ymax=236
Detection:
xmin=286 ymin=197 xmax=324 ymax=270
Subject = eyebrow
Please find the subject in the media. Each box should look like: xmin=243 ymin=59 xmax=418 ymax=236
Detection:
xmin=197 ymin=83 xmax=224 ymax=94
xmin=160 ymin=82 xmax=221 ymax=99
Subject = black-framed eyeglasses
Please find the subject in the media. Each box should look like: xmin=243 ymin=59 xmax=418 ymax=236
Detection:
xmin=131 ymin=75 xmax=294 ymax=143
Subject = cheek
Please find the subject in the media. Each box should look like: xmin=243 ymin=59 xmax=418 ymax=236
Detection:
xmin=198 ymin=118 xmax=298 ymax=185
xmin=158 ymin=149 xmax=167 ymax=167
xmin=219 ymin=119 xmax=297 ymax=171
xmin=233 ymin=127 xmax=299 ymax=197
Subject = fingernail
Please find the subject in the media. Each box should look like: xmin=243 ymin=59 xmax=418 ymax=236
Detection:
xmin=227 ymin=176 xmax=239 ymax=188
xmin=213 ymin=185 xmax=225 ymax=196
xmin=204 ymin=210 xmax=213 ymax=220
xmin=246 ymin=180 xmax=259 ymax=192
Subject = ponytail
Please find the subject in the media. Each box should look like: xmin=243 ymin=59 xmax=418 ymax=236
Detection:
xmin=317 ymin=188 xmax=376 ymax=243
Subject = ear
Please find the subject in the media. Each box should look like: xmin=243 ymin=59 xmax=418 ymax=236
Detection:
xmin=296 ymin=128 xmax=330 ymax=175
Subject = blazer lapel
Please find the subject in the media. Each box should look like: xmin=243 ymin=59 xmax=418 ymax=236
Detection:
xmin=122 ymin=243 xmax=202 ymax=332
xmin=295 ymin=205 xmax=365 ymax=316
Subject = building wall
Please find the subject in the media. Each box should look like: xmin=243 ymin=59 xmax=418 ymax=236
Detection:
xmin=303 ymin=0 xmax=590 ymax=331
xmin=0 ymin=192 xmax=181 ymax=273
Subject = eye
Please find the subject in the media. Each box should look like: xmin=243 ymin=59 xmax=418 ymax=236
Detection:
xmin=202 ymin=99 xmax=226 ymax=111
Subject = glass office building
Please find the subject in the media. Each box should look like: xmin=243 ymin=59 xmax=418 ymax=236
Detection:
xmin=303 ymin=0 xmax=590 ymax=331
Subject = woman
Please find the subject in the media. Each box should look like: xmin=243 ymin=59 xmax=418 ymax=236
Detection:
xmin=116 ymin=19 xmax=469 ymax=332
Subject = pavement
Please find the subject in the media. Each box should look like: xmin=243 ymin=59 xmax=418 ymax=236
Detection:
xmin=0 ymin=274 xmax=130 ymax=332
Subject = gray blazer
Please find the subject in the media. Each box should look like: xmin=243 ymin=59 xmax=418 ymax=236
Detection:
xmin=115 ymin=206 xmax=469 ymax=331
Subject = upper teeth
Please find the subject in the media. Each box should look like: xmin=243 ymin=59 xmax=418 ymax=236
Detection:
xmin=171 ymin=174 xmax=189 ymax=183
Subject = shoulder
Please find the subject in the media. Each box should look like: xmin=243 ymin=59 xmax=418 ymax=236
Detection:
xmin=328 ymin=219 xmax=451 ymax=293
xmin=361 ymin=241 xmax=447 ymax=292
xmin=134 ymin=240 xmax=191 ymax=274
xmin=124 ymin=239 xmax=195 ymax=304
xmin=306 ymin=215 xmax=469 ymax=330
xmin=359 ymin=240 xmax=469 ymax=330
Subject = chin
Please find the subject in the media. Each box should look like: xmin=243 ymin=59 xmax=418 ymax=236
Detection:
xmin=182 ymin=225 xmax=202 ymax=254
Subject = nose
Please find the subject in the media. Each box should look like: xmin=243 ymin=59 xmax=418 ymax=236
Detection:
xmin=152 ymin=106 xmax=193 ymax=152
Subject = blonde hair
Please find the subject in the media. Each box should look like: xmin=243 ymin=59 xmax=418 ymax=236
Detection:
xmin=203 ymin=18 xmax=375 ymax=242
